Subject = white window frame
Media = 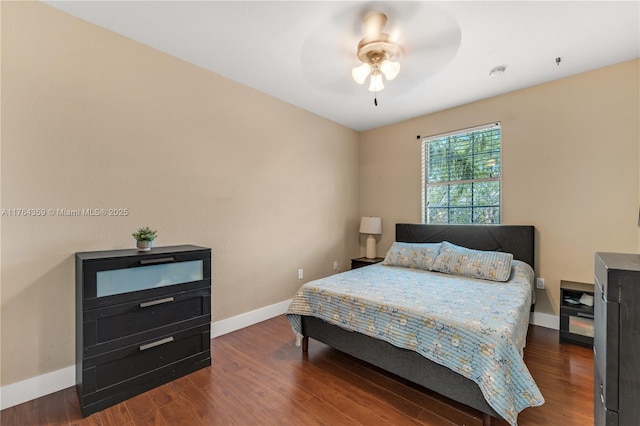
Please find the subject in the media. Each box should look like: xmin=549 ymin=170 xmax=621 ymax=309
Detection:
xmin=421 ymin=122 xmax=502 ymax=224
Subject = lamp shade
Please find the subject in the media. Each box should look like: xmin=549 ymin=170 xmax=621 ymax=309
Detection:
xmin=380 ymin=60 xmax=400 ymax=80
xmin=352 ymin=62 xmax=372 ymax=84
xmin=368 ymin=73 xmax=384 ymax=92
xmin=359 ymin=217 xmax=382 ymax=235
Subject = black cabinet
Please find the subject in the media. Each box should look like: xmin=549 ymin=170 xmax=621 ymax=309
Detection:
xmin=351 ymin=257 xmax=384 ymax=269
xmin=76 ymin=245 xmax=211 ymax=416
xmin=594 ymin=252 xmax=640 ymax=426
xmin=559 ymin=280 xmax=594 ymax=347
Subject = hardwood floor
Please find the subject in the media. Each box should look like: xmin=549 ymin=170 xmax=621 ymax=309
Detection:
xmin=1 ymin=315 xmax=593 ymax=426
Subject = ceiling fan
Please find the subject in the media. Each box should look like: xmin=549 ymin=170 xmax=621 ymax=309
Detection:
xmin=351 ymin=11 xmax=401 ymax=93
xmin=299 ymin=2 xmax=461 ymax=102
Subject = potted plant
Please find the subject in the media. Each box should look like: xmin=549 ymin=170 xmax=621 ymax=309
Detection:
xmin=132 ymin=227 xmax=157 ymax=251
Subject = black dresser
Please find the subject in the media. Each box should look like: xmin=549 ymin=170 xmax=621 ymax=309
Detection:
xmin=76 ymin=245 xmax=211 ymax=416
xmin=594 ymin=252 xmax=640 ymax=426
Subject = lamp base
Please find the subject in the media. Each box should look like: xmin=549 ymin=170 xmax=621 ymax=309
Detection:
xmin=365 ymin=234 xmax=377 ymax=259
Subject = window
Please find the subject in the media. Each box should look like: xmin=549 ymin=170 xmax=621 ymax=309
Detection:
xmin=422 ymin=123 xmax=501 ymax=224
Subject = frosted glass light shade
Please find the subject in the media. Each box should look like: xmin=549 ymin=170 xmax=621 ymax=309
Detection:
xmin=368 ymin=73 xmax=384 ymax=92
xmin=380 ymin=60 xmax=400 ymax=80
xmin=351 ymin=63 xmax=372 ymax=84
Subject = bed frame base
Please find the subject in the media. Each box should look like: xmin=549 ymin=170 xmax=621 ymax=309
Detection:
xmin=300 ymin=316 xmax=499 ymax=425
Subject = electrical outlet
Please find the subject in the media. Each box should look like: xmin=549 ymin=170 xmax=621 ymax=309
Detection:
xmin=536 ymin=278 xmax=545 ymax=289
xmin=333 ymin=261 xmax=339 ymax=270
xmin=298 ymin=269 xmax=304 ymax=280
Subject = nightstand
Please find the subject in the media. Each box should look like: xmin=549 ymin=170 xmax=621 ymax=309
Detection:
xmin=351 ymin=257 xmax=384 ymax=270
xmin=559 ymin=280 xmax=594 ymax=347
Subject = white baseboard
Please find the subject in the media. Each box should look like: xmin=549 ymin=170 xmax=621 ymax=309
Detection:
xmin=0 ymin=365 xmax=75 ymax=411
xmin=210 ymin=299 xmax=291 ymax=338
xmin=0 ymin=299 xmax=292 ymax=411
xmin=529 ymin=311 xmax=559 ymax=330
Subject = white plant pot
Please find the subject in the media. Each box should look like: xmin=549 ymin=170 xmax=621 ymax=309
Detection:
xmin=136 ymin=240 xmax=153 ymax=251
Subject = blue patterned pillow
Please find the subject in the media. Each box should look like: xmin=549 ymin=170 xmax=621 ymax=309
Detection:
xmin=381 ymin=242 xmax=442 ymax=270
xmin=431 ymin=241 xmax=514 ymax=282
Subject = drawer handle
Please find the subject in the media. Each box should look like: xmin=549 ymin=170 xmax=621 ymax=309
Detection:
xmin=577 ymin=312 xmax=594 ymax=319
xmin=140 ymin=257 xmax=175 ymax=265
xmin=601 ymin=393 xmax=605 ymax=404
xmin=139 ymin=337 xmax=174 ymax=351
xmin=139 ymin=297 xmax=175 ymax=308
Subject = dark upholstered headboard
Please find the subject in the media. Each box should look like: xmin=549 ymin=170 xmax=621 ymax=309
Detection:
xmin=396 ymin=224 xmax=535 ymax=270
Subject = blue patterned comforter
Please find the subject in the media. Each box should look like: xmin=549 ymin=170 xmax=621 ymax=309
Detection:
xmin=286 ymin=261 xmax=544 ymax=425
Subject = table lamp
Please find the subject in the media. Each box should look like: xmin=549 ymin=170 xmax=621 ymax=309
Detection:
xmin=359 ymin=217 xmax=382 ymax=259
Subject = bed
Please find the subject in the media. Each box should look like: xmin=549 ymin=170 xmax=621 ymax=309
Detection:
xmin=286 ymin=223 xmax=544 ymax=426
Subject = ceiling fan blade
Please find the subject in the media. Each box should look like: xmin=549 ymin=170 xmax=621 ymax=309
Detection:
xmin=404 ymin=26 xmax=462 ymax=57
xmin=300 ymin=29 xmax=361 ymax=93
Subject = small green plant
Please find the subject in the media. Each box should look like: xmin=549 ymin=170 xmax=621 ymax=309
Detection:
xmin=132 ymin=227 xmax=157 ymax=242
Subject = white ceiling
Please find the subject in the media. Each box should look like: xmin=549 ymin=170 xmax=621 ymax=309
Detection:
xmin=45 ymin=1 xmax=639 ymax=131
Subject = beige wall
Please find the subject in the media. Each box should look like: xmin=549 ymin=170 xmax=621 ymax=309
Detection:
xmin=2 ymin=0 xmax=639 ymax=393
xmin=360 ymin=59 xmax=640 ymax=317
xmin=0 ymin=2 xmax=359 ymax=386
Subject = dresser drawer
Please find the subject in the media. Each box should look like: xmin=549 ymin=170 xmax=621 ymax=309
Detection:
xmin=80 ymin=248 xmax=211 ymax=310
xmin=80 ymin=324 xmax=210 ymax=406
xmin=83 ymin=287 xmax=210 ymax=355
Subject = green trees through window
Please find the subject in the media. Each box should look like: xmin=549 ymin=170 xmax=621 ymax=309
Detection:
xmin=422 ymin=123 xmax=501 ymax=224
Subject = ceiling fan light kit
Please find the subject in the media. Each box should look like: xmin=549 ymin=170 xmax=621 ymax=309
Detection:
xmin=352 ymin=11 xmax=401 ymax=95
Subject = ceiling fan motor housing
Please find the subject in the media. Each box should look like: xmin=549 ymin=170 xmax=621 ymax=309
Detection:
xmin=356 ymin=12 xmax=398 ymax=64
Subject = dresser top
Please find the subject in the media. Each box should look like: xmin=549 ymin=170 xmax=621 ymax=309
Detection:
xmin=596 ymin=252 xmax=640 ymax=272
xmin=76 ymin=244 xmax=210 ymax=261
